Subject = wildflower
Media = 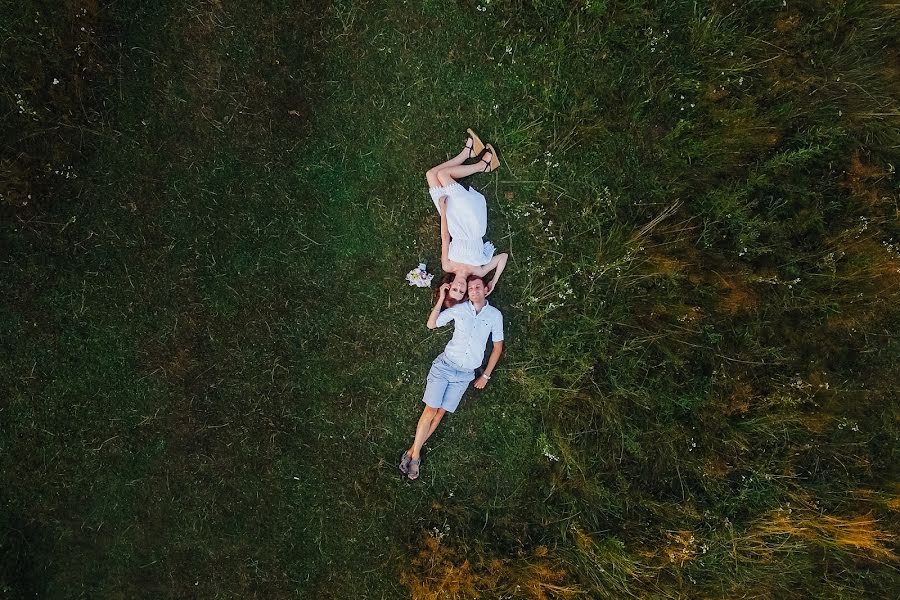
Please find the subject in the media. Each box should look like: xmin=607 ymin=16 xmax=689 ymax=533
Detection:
xmin=405 ymin=263 xmax=433 ymax=287
xmin=52 ymin=78 xmax=59 ymax=85
xmin=539 ymin=433 xmax=560 ymax=461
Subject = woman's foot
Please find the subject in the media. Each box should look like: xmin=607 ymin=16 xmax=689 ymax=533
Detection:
xmin=483 ymin=143 xmax=501 ymax=172
xmin=480 ymin=149 xmax=498 ymax=173
xmin=466 ymin=128 xmax=485 ymax=157
xmin=463 ymin=137 xmax=476 ymax=160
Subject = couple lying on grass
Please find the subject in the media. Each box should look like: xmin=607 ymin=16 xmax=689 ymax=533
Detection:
xmin=399 ymin=129 xmax=509 ymax=481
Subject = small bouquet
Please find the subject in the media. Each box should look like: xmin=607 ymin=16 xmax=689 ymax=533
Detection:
xmin=406 ymin=263 xmax=434 ymax=288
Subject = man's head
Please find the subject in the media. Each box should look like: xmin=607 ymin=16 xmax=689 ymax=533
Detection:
xmin=467 ymin=275 xmax=486 ymax=304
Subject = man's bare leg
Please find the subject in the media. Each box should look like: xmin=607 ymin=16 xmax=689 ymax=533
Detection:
xmin=421 ymin=408 xmax=446 ymax=446
xmin=409 ymin=406 xmax=440 ymax=461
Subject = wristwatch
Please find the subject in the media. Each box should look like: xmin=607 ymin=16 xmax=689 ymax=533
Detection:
xmin=481 ymin=373 xmax=491 ymax=379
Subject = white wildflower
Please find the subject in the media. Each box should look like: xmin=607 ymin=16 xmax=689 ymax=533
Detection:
xmin=405 ymin=263 xmax=433 ymax=288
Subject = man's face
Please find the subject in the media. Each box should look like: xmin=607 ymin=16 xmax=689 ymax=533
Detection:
xmin=467 ymin=278 xmax=485 ymax=303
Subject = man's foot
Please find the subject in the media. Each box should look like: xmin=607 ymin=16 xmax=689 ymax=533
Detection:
xmin=399 ymin=451 xmax=412 ymax=474
xmin=407 ymin=458 xmax=421 ymax=480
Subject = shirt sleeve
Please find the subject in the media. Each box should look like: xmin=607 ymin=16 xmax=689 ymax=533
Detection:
xmin=491 ymin=310 xmax=504 ymax=342
xmin=435 ymin=305 xmax=459 ymax=328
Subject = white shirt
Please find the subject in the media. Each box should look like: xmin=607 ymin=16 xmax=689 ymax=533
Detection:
xmin=435 ymin=300 xmax=504 ymax=371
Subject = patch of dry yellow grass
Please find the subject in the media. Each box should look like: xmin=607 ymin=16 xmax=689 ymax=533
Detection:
xmin=748 ymin=502 xmax=897 ymax=562
xmin=401 ymin=531 xmax=582 ymax=600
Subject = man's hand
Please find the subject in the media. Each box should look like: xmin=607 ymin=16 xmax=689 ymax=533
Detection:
xmin=474 ymin=374 xmax=489 ymax=389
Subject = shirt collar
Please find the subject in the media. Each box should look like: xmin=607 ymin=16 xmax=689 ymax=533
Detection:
xmin=467 ymin=299 xmax=489 ymax=315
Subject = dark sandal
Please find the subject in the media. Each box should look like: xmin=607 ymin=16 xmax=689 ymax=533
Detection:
xmin=466 ymin=128 xmax=485 ymax=156
xmin=464 ymin=137 xmax=476 ymax=159
xmin=483 ymin=143 xmax=501 ymax=172
xmin=407 ymin=459 xmax=421 ymax=480
xmin=399 ymin=451 xmax=412 ymax=474
xmin=480 ymin=151 xmax=495 ymax=172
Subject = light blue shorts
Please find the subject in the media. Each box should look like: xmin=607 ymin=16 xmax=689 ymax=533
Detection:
xmin=422 ymin=353 xmax=475 ymax=413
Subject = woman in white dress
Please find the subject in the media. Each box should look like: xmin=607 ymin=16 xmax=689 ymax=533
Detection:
xmin=425 ymin=129 xmax=509 ymax=302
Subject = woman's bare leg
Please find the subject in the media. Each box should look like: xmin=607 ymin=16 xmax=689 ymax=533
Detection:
xmin=425 ymin=140 xmax=476 ymax=188
xmin=435 ymin=151 xmax=493 ymax=187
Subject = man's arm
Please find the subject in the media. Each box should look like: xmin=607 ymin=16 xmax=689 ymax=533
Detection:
xmin=474 ymin=340 xmax=503 ymax=389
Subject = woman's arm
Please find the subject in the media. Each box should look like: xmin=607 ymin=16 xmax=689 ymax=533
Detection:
xmin=477 ymin=252 xmax=508 ymax=295
xmin=427 ymin=283 xmax=450 ymax=329
xmin=439 ymin=197 xmax=452 ymax=272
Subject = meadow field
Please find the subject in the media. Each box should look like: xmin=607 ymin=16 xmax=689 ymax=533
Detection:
xmin=1 ymin=0 xmax=898 ymax=597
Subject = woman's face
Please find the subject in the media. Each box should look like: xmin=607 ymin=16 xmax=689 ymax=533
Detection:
xmin=449 ymin=275 xmax=467 ymax=300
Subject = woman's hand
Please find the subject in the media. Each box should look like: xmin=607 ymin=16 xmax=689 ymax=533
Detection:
xmin=429 ymin=283 xmax=450 ymax=329
xmin=438 ymin=196 xmax=448 ymax=214
xmin=477 ymin=254 xmax=507 ymax=294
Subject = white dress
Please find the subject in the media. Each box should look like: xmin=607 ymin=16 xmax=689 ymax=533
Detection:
xmin=428 ymin=183 xmax=496 ymax=267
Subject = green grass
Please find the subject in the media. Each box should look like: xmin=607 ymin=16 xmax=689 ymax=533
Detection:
xmin=2 ymin=0 xmax=899 ymax=597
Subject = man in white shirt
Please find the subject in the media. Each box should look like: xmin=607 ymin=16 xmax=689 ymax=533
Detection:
xmin=400 ymin=275 xmax=504 ymax=480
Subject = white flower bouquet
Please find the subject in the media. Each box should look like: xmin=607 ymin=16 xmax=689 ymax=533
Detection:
xmin=406 ymin=263 xmax=433 ymax=288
